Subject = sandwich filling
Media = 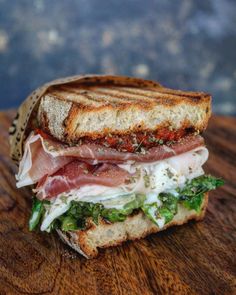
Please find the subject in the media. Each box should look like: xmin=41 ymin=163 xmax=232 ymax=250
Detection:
xmin=16 ymin=130 xmax=223 ymax=232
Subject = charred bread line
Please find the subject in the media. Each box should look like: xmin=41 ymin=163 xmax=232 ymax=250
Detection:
xmin=57 ymin=193 xmax=208 ymax=259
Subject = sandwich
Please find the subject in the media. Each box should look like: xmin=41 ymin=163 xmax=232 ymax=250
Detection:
xmin=9 ymin=75 xmax=224 ymax=258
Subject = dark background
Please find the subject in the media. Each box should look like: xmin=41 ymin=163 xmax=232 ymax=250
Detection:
xmin=0 ymin=0 xmax=236 ymax=115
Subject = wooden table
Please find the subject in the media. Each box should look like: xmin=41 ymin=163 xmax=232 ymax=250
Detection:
xmin=0 ymin=111 xmax=235 ymax=295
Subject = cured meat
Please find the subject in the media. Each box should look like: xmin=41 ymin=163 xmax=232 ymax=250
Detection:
xmin=17 ymin=133 xmax=204 ymax=188
xmin=59 ymin=135 xmax=204 ymax=163
xmin=16 ymin=134 xmax=73 ymax=188
xmin=35 ymin=161 xmax=130 ymax=199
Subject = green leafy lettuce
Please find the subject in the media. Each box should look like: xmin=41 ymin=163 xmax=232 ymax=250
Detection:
xmin=141 ymin=175 xmax=224 ymax=226
xmin=29 ymin=198 xmax=46 ymax=231
xmin=29 ymin=175 xmax=224 ymax=232
xmin=178 ymin=175 xmax=224 ymax=213
xmin=141 ymin=193 xmax=178 ymax=225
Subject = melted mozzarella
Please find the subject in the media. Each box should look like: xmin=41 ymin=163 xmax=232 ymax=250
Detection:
xmin=40 ymin=146 xmax=208 ymax=231
xmin=145 ymin=192 xmax=162 ymax=206
xmin=42 ymin=202 xmax=70 ymax=232
xmin=119 ymin=146 xmax=208 ymax=194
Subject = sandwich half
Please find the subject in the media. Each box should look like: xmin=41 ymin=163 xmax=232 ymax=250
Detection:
xmin=9 ymin=75 xmax=224 ymax=258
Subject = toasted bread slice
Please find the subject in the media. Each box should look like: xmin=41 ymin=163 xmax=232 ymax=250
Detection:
xmin=57 ymin=193 xmax=208 ymax=258
xmin=38 ymin=83 xmax=211 ymax=143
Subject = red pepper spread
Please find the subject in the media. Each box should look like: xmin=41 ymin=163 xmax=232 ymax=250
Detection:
xmin=35 ymin=127 xmax=194 ymax=153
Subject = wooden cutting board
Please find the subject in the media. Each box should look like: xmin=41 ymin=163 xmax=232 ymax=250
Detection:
xmin=0 ymin=110 xmax=235 ymax=295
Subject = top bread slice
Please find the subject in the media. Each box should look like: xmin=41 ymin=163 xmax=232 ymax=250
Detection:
xmin=37 ymin=82 xmax=211 ymax=143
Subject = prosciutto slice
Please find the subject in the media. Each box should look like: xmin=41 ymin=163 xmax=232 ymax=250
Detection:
xmin=16 ymin=134 xmax=73 ymax=188
xmin=35 ymin=161 xmax=130 ymax=199
xmin=16 ymin=133 xmax=204 ymax=188
xmin=58 ymin=135 xmax=204 ymax=163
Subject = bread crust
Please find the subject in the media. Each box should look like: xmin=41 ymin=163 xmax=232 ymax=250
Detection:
xmin=9 ymin=75 xmax=164 ymax=163
xmin=9 ymin=74 xmax=211 ymax=163
xmin=38 ymin=85 xmax=211 ymax=143
xmin=57 ymin=193 xmax=208 ymax=259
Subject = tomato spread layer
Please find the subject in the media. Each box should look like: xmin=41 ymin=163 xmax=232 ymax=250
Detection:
xmin=74 ymin=127 xmax=194 ymax=152
xmin=36 ymin=127 xmax=195 ymax=153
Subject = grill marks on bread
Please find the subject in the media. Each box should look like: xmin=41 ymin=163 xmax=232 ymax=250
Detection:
xmin=49 ymin=85 xmax=209 ymax=109
xmin=38 ymin=83 xmax=211 ymax=143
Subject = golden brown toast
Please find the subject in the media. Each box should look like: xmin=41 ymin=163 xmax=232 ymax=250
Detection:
xmin=38 ymin=83 xmax=211 ymax=143
xmin=9 ymin=75 xmax=211 ymax=162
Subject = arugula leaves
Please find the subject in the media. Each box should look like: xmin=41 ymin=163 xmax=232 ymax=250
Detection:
xmin=57 ymin=202 xmax=103 ymax=231
xmin=141 ymin=175 xmax=224 ymax=226
xmin=159 ymin=192 xmax=179 ymax=223
xmin=29 ymin=198 xmax=45 ymax=231
xmin=29 ymin=175 xmax=224 ymax=232
xmin=43 ymin=194 xmax=146 ymax=232
xmin=178 ymin=175 xmax=224 ymax=213
xmin=141 ymin=193 xmax=179 ymax=226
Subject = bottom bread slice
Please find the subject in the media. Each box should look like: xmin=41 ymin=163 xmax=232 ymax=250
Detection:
xmin=57 ymin=193 xmax=208 ymax=259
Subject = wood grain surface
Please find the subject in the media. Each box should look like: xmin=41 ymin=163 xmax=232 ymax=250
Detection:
xmin=0 ymin=110 xmax=235 ymax=295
